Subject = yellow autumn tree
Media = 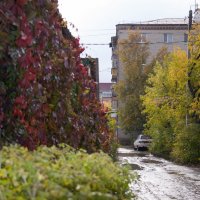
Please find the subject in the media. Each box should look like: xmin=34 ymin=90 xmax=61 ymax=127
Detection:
xmin=188 ymin=24 xmax=200 ymax=121
xmin=142 ymin=48 xmax=200 ymax=163
xmin=142 ymin=49 xmax=189 ymax=157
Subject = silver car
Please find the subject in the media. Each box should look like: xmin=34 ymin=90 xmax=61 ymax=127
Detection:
xmin=133 ymin=134 xmax=152 ymax=150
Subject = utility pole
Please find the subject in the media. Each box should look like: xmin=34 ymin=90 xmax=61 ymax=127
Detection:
xmin=189 ymin=10 xmax=193 ymax=31
xmin=186 ymin=9 xmax=193 ymax=127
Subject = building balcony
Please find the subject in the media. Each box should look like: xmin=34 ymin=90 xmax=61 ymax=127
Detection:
xmin=110 ymin=111 xmax=117 ymax=118
xmin=112 ymin=90 xmax=117 ymax=97
xmin=111 ymin=67 xmax=117 ymax=83
xmin=111 ymin=87 xmax=117 ymax=97
xmin=111 ymin=76 xmax=117 ymax=83
xmin=111 ymin=53 xmax=117 ymax=60
xmin=111 ymin=67 xmax=117 ymax=76
xmin=110 ymin=36 xmax=118 ymax=48
xmin=111 ymin=98 xmax=118 ymax=116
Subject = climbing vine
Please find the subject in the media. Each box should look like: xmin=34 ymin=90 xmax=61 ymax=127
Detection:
xmin=0 ymin=0 xmax=116 ymax=154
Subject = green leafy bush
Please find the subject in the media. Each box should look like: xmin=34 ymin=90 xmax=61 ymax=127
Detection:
xmin=0 ymin=145 xmax=135 ymax=200
xmin=172 ymin=123 xmax=200 ymax=164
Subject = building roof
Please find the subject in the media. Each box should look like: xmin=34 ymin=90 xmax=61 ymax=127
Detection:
xmin=99 ymin=83 xmax=112 ymax=91
xmin=136 ymin=18 xmax=188 ymax=24
xmin=117 ymin=18 xmax=188 ymax=26
xmin=116 ymin=18 xmax=188 ymax=31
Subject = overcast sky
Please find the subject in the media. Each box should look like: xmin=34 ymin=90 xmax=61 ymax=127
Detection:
xmin=58 ymin=0 xmax=198 ymax=83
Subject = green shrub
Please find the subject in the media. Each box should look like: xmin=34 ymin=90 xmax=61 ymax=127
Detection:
xmin=172 ymin=123 xmax=200 ymax=164
xmin=149 ymin=132 xmax=172 ymax=159
xmin=0 ymin=145 xmax=135 ymax=200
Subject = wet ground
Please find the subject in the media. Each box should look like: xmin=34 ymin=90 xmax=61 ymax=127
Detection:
xmin=118 ymin=147 xmax=200 ymax=200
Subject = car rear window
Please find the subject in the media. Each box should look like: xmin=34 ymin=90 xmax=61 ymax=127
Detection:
xmin=141 ymin=135 xmax=151 ymax=139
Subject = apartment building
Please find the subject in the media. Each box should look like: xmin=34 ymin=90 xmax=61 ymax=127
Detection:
xmin=99 ymin=83 xmax=112 ymax=109
xmin=81 ymin=57 xmax=99 ymax=99
xmin=110 ymin=18 xmax=188 ymax=144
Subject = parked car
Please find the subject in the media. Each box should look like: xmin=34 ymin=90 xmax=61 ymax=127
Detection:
xmin=133 ymin=134 xmax=152 ymax=150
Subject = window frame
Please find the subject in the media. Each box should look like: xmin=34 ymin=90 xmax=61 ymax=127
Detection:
xmin=164 ymin=33 xmax=173 ymax=43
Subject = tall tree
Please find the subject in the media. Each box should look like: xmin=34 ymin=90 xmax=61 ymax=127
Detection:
xmin=142 ymin=49 xmax=189 ymax=157
xmin=115 ymin=31 xmax=149 ymax=133
xmin=188 ymin=24 xmax=200 ymax=122
xmin=147 ymin=46 xmax=169 ymax=73
xmin=142 ymin=48 xmax=200 ymax=163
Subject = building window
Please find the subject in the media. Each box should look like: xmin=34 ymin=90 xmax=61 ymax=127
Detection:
xmin=164 ymin=33 xmax=173 ymax=43
xmin=184 ymin=33 xmax=188 ymax=42
xmin=112 ymin=100 xmax=117 ymax=109
xmin=102 ymin=91 xmax=112 ymax=98
xmin=112 ymin=59 xmax=118 ymax=67
xmin=141 ymin=33 xmax=147 ymax=42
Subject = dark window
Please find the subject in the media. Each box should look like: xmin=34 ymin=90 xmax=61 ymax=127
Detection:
xmin=184 ymin=33 xmax=188 ymax=42
xmin=140 ymin=135 xmax=151 ymax=139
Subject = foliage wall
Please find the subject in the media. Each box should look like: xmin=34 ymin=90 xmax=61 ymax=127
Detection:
xmin=142 ymin=48 xmax=200 ymax=163
xmin=188 ymin=24 xmax=200 ymax=122
xmin=0 ymin=0 xmax=115 ymax=153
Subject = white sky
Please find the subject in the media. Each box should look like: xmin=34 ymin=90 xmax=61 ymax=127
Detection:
xmin=58 ymin=0 xmax=198 ymax=83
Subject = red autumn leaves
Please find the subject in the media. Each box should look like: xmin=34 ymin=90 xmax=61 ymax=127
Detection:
xmin=0 ymin=0 xmax=115 ymax=153
xmin=16 ymin=0 xmax=27 ymax=7
xmin=16 ymin=15 xmax=33 ymax=47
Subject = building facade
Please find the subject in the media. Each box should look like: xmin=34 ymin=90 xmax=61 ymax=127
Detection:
xmin=99 ymin=83 xmax=112 ymax=109
xmin=81 ymin=57 xmax=99 ymax=99
xmin=110 ymin=18 xmax=188 ymax=144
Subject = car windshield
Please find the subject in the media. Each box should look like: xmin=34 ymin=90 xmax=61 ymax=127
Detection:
xmin=140 ymin=135 xmax=151 ymax=140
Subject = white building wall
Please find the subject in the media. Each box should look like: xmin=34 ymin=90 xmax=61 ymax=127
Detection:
xmin=117 ymin=29 xmax=187 ymax=82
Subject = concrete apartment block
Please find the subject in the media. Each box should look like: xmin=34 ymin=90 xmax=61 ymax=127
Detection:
xmin=110 ymin=18 xmax=188 ymax=145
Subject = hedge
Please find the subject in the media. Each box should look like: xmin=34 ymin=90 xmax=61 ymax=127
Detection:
xmin=0 ymin=145 xmax=135 ymax=200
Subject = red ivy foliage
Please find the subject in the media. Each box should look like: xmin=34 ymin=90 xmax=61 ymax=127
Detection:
xmin=0 ymin=0 xmax=116 ymax=153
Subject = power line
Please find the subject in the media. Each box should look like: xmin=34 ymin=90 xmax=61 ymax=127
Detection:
xmin=81 ymin=41 xmax=188 ymax=46
xmin=81 ymin=33 xmax=115 ymax=37
xmin=79 ymin=28 xmax=115 ymax=32
xmin=79 ymin=33 xmax=188 ymax=39
xmin=81 ymin=43 xmax=109 ymax=46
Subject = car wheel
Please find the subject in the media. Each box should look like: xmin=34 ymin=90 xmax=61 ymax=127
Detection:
xmin=135 ymin=146 xmax=139 ymax=151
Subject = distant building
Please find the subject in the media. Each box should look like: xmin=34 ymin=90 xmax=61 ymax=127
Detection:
xmin=193 ymin=7 xmax=200 ymax=23
xmin=110 ymin=18 xmax=188 ymax=144
xmin=99 ymin=83 xmax=112 ymax=109
xmin=81 ymin=58 xmax=99 ymax=99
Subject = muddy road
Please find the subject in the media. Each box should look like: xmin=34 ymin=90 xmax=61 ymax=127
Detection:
xmin=118 ymin=147 xmax=200 ymax=200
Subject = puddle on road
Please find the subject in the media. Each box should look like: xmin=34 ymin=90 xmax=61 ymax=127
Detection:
xmin=122 ymin=163 xmax=144 ymax=170
xmin=117 ymin=152 xmax=147 ymax=157
xmin=141 ymin=158 xmax=163 ymax=164
xmin=167 ymin=170 xmax=184 ymax=176
xmin=120 ymin=147 xmax=200 ymax=200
